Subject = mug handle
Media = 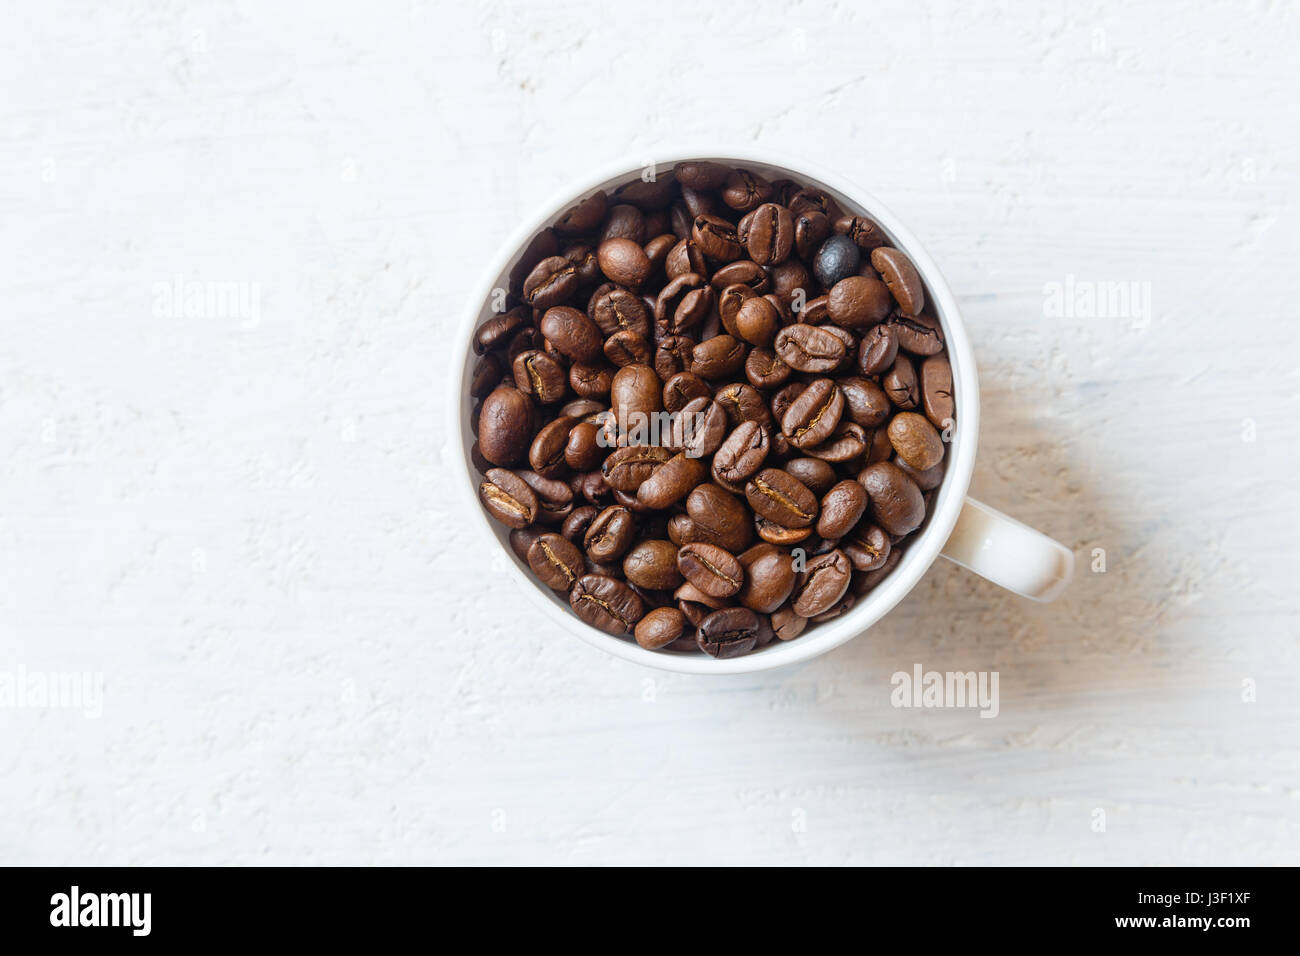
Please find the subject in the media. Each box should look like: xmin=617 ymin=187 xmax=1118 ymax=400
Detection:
xmin=939 ymin=497 xmax=1074 ymax=602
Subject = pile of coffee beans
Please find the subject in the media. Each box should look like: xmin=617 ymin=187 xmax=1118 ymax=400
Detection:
xmin=469 ymin=161 xmax=955 ymax=658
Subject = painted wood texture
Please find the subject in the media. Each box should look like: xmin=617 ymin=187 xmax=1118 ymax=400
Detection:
xmin=1 ymin=1 xmax=1297 ymax=864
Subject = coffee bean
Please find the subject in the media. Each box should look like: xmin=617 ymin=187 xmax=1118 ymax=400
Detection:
xmin=720 ymin=170 xmax=772 ymax=213
xmin=746 ymin=203 xmax=794 ymax=265
xmin=609 ymin=364 xmax=662 ymax=434
xmin=710 ymin=260 xmax=768 ymax=293
xmin=817 ymin=479 xmax=869 ymax=539
xmin=857 ymin=322 xmax=899 ymax=376
xmin=794 ymin=210 xmax=832 ymax=261
xmin=478 ymin=386 xmax=535 ymax=466
xmin=883 ymin=354 xmax=919 ymax=409
xmin=835 ymin=215 xmax=889 ymax=251
xmin=791 ymin=548 xmax=852 ymax=617
xmin=623 ymin=539 xmax=685 ymax=591
xmin=771 ymin=606 xmax=807 ymax=641
xmin=510 ymin=526 xmax=542 ymax=563
xmin=803 ymin=420 xmax=867 ymax=462
xmin=554 ymin=190 xmax=607 ymax=236
xmin=691 ymin=334 xmax=746 ymax=380
xmin=678 ymin=542 xmax=744 ymax=598
xmin=527 ymin=533 xmax=585 ymax=591
xmin=783 ymin=457 xmax=837 ymax=496
xmin=686 ymin=483 xmax=753 ymax=553
xmin=541 ymin=307 xmax=602 ymax=362
xmin=813 ymin=234 xmax=861 ymax=288
xmin=529 ymin=416 xmax=575 ymax=477
xmin=663 ymin=371 xmax=710 ymax=412
xmin=479 ymin=468 xmax=539 ymax=529
xmin=569 ymin=574 xmax=645 ymax=634
xmin=603 ymin=330 xmax=653 ymax=367
xmin=589 ymin=286 xmax=651 ymax=338
xmin=838 ymin=376 xmax=892 ymax=428
xmin=584 ymin=504 xmax=637 ymax=561
xmin=894 ymin=456 xmax=945 ymax=491
xmin=745 ymin=348 xmax=792 ymax=390
xmin=888 ymin=312 xmax=945 ymax=355
xmin=522 ymin=255 xmax=579 ymax=309
xmin=674 ymin=161 xmax=731 ymax=190
xmin=774 ymin=323 xmax=846 ymax=373
xmin=736 ymin=543 xmax=797 ymax=613
xmin=858 ymin=461 xmax=925 ymax=536
xmin=887 ymin=412 xmax=944 ymax=470
xmin=920 ymin=355 xmax=954 ymax=429
xmin=470 ymin=354 xmax=503 ymax=398
xmin=513 ymin=350 xmax=568 ymax=404
xmin=871 ymin=247 xmax=925 ymax=316
xmin=602 ymin=444 xmax=673 ymax=492
xmin=745 ymin=468 xmax=818 ymax=528
xmin=782 ymin=378 xmax=844 ymax=450
xmin=712 ymin=421 xmax=770 ymax=489
xmin=692 ymin=215 xmax=743 ymax=261
xmin=561 ymin=505 xmax=597 ymax=543
xmin=637 ymin=452 xmax=708 ymax=509
xmin=674 ymin=396 xmax=729 ymax=459
xmin=827 ymin=275 xmax=892 ymax=329
xmin=635 ymin=606 xmax=687 ymax=649
xmin=696 ymin=607 xmax=760 ymax=658
xmin=843 ymin=522 xmax=891 ymax=571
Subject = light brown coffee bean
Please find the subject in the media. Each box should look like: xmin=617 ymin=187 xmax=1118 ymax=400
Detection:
xmin=677 ymin=542 xmax=745 ymax=598
xmin=871 ymin=247 xmax=925 ymax=316
xmin=887 ymin=412 xmax=944 ymax=470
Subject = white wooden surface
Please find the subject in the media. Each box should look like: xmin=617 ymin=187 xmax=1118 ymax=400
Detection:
xmin=2 ymin=1 xmax=1298 ymax=865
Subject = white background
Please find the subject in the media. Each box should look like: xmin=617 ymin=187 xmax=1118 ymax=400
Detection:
xmin=2 ymin=1 xmax=1298 ymax=865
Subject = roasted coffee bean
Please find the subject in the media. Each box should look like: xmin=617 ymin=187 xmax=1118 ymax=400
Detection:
xmin=835 ymin=215 xmax=889 ymax=251
xmin=479 ymin=468 xmax=539 ymax=529
xmin=710 ymin=260 xmax=768 ymax=292
xmin=663 ymin=371 xmax=710 ymax=412
xmin=813 ymin=234 xmax=861 ymax=289
xmin=734 ymin=296 xmax=780 ymax=348
xmin=635 ymin=606 xmax=687 ymax=650
xmin=858 ymin=322 xmax=899 ymax=376
xmin=478 ymin=386 xmax=535 ymax=466
xmin=839 ymin=377 xmax=892 ymax=428
xmin=871 ymin=247 xmax=925 ymax=316
xmin=713 ymin=382 xmax=772 ymax=427
xmin=894 ymin=456 xmax=945 ymax=491
xmin=746 ymin=468 xmax=818 ymax=528
xmin=920 ymin=355 xmax=954 ymax=428
xmin=569 ymin=574 xmax=644 ymax=634
xmin=584 ymin=504 xmax=637 ymax=561
xmin=474 ymin=308 xmax=529 ymax=355
xmin=527 ymin=533 xmax=585 ymax=591
xmin=590 ymin=286 xmax=651 ymax=338
xmin=883 ymin=354 xmax=920 ymax=410
xmin=623 ymin=539 xmax=685 ymax=591
xmin=561 ymin=505 xmax=597 ymax=543
xmin=858 ymin=461 xmax=925 ymax=536
xmin=570 ymin=362 xmax=613 ymax=398
xmin=720 ymin=170 xmax=771 ymax=213
xmin=843 ymin=522 xmax=891 ymax=572
xmin=678 ymin=542 xmax=744 ymax=598
xmin=888 ymin=412 xmax=944 ymax=470
xmin=696 ymin=607 xmax=760 ymax=658
xmin=782 ymin=378 xmax=844 ymax=450
xmin=817 ymin=480 xmax=869 ymax=539
xmin=522 ymin=255 xmax=579 ymax=309
xmin=602 ymin=444 xmax=673 ymax=492
xmin=692 ymin=215 xmax=743 ymax=261
xmin=712 ymin=421 xmax=770 ymax=488
xmin=736 ymin=543 xmax=797 ymax=613
xmin=603 ymin=330 xmax=653 ymax=367
xmin=554 ymin=191 xmax=607 ymax=236
xmin=686 ymin=483 xmax=752 ymax=553
xmin=637 ymin=453 xmax=708 ymax=509
xmin=745 ymin=348 xmax=792 ymax=390
xmin=827 ymin=275 xmax=891 ymax=329
xmin=746 ymin=203 xmax=794 ymax=265
xmin=774 ymin=323 xmax=846 ymax=373
xmin=609 ymin=364 xmax=662 ymax=433
xmin=675 ymin=396 xmax=729 ymax=459
xmin=471 ymin=354 xmax=503 ymax=398
xmin=541 ymin=307 xmax=602 ymax=362
xmin=888 ymin=312 xmax=945 ymax=355
xmin=771 ymin=606 xmax=807 ymax=641
xmin=784 ymin=457 xmax=837 ymax=496
xmin=791 ymin=548 xmax=852 ymax=617
xmin=513 ymin=350 xmax=568 ymax=404
xmin=530 ymin=416 xmax=576 ymax=477
xmin=794 ymin=210 xmax=832 ymax=261
xmin=691 ymin=334 xmax=746 ymax=380
xmin=470 ymin=165 xmax=955 ymax=656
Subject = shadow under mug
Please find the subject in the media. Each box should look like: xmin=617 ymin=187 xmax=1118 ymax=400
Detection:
xmin=453 ymin=148 xmax=1074 ymax=674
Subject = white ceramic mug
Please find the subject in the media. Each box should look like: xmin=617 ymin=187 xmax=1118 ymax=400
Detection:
xmin=452 ymin=149 xmax=1074 ymax=674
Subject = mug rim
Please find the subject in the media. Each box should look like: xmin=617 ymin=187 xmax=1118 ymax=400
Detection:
xmin=451 ymin=146 xmax=981 ymax=674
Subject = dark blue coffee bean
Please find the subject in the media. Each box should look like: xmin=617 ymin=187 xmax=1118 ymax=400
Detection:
xmin=813 ymin=235 xmax=861 ymax=289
